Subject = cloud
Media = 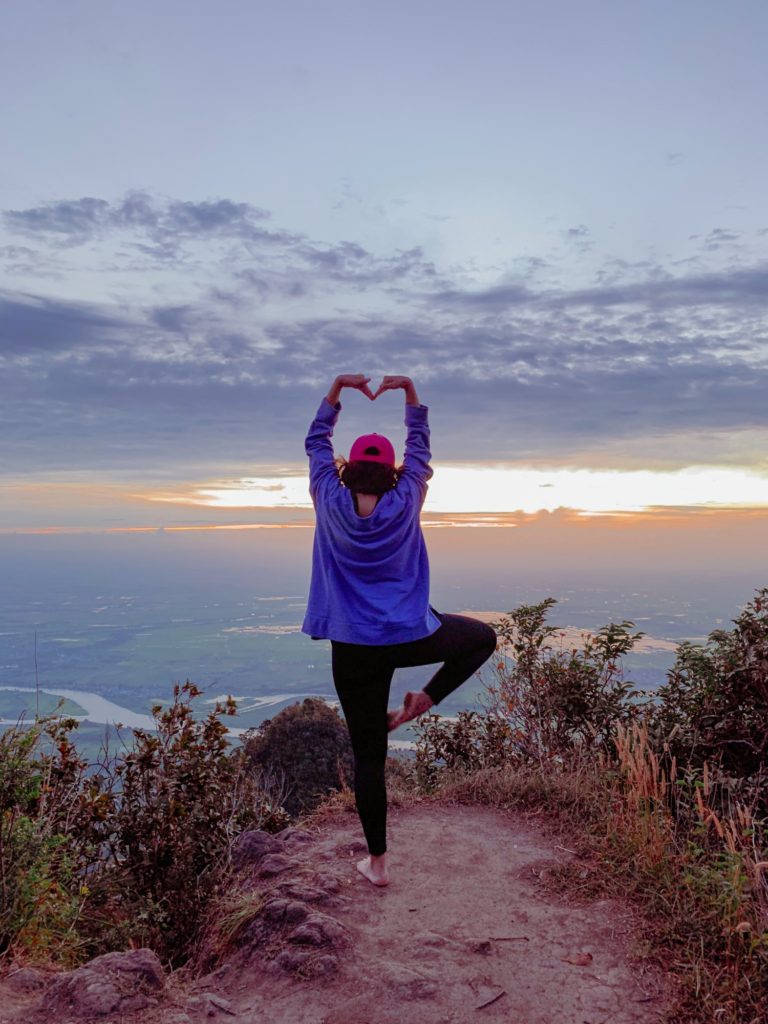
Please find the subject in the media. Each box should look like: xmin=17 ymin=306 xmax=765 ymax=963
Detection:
xmin=3 ymin=193 xmax=280 ymax=250
xmin=432 ymin=264 xmax=768 ymax=312
xmin=0 ymin=292 xmax=127 ymax=353
xmin=2 ymin=192 xmax=767 ymax=479
xmin=2 ymin=193 xmax=440 ymax=293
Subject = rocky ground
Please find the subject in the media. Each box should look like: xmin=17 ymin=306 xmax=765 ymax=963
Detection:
xmin=0 ymin=801 xmax=669 ymax=1023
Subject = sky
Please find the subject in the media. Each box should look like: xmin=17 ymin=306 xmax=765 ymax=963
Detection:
xmin=2 ymin=0 xmax=768 ymax=537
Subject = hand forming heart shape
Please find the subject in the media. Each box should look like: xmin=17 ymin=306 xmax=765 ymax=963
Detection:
xmin=335 ymin=374 xmax=414 ymax=401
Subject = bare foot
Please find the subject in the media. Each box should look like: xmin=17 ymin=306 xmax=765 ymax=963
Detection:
xmin=356 ymin=853 xmax=389 ymax=886
xmin=387 ymin=690 xmax=434 ymax=732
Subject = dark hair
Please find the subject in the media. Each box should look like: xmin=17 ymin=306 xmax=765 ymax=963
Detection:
xmin=335 ymin=458 xmax=403 ymax=496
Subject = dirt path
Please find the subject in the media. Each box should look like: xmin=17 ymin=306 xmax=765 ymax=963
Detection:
xmin=1 ymin=801 xmax=669 ymax=1024
xmin=180 ymin=801 xmax=668 ymax=1024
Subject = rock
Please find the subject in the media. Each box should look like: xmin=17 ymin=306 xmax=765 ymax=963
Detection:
xmin=258 ymin=853 xmax=298 ymax=878
xmin=313 ymin=873 xmax=341 ymax=894
xmin=278 ymin=883 xmax=328 ymax=903
xmin=273 ymin=948 xmax=311 ymax=972
xmin=280 ymin=827 xmax=316 ymax=846
xmin=285 ymin=900 xmax=310 ymax=924
xmin=261 ymin=897 xmax=290 ymax=922
xmin=469 ymin=939 xmax=493 ymax=955
xmin=261 ymin=898 xmax=309 ymax=924
xmin=287 ymin=912 xmax=346 ymax=947
xmin=6 ymin=967 xmax=49 ymax=992
xmin=308 ymin=954 xmax=339 ymax=978
xmin=231 ymin=829 xmax=282 ymax=868
xmin=239 ymin=918 xmax=269 ymax=947
xmin=38 ymin=948 xmax=164 ymax=1019
xmin=381 ymin=963 xmax=438 ymax=1000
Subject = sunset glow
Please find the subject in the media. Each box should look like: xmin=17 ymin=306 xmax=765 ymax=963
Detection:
xmin=184 ymin=464 xmax=768 ymax=516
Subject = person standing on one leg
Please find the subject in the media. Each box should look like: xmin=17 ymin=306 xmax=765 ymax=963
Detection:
xmin=301 ymin=374 xmax=497 ymax=886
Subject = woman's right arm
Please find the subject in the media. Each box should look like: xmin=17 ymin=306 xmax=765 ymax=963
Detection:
xmin=306 ymin=375 xmax=374 ymax=499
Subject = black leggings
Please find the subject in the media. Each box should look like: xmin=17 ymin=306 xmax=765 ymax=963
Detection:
xmin=331 ymin=612 xmax=497 ymax=856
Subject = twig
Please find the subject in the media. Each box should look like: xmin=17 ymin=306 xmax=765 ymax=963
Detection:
xmin=554 ymin=844 xmax=577 ymax=854
xmin=488 ymin=935 xmax=529 ymax=942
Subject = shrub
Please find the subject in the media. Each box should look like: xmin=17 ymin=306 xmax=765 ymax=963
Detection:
xmin=101 ymin=682 xmax=289 ymax=962
xmin=242 ymin=698 xmax=353 ymax=817
xmin=408 ymin=600 xmax=645 ymax=791
xmin=411 ymin=709 xmax=516 ymax=791
xmin=653 ymin=587 xmax=768 ymax=814
xmin=484 ymin=598 xmax=647 ymax=761
xmin=0 ymin=683 xmax=289 ymax=967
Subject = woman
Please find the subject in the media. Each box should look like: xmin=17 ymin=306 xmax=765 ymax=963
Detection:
xmin=302 ymin=373 xmax=497 ymax=886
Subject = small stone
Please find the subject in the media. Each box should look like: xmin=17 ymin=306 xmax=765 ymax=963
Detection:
xmin=383 ymin=964 xmax=438 ymax=1000
xmin=470 ymin=939 xmax=492 ymax=955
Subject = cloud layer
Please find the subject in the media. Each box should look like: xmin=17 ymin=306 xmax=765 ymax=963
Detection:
xmin=2 ymin=192 xmax=767 ymax=478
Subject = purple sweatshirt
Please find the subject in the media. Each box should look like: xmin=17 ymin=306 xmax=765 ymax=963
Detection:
xmin=301 ymin=397 xmax=441 ymax=645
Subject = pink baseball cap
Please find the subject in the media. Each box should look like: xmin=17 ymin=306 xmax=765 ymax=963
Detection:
xmin=349 ymin=433 xmax=396 ymax=466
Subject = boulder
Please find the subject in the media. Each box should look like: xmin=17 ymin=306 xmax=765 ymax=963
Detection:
xmin=257 ymin=853 xmax=298 ymax=878
xmin=231 ymin=829 xmax=282 ymax=868
xmin=38 ymin=948 xmax=164 ymax=1019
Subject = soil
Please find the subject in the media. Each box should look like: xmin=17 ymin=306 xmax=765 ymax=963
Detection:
xmin=0 ymin=801 xmax=670 ymax=1024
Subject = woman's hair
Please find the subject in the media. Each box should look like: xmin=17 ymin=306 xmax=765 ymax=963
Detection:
xmin=335 ymin=457 xmax=404 ymax=496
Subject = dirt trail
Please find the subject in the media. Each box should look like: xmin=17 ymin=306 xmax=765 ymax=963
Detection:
xmin=184 ymin=802 xmax=667 ymax=1023
xmin=1 ymin=802 xmax=669 ymax=1024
